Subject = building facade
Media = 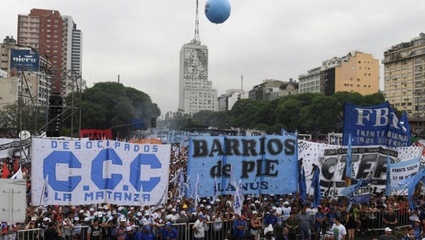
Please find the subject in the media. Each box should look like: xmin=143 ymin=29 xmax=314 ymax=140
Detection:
xmin=278 ymin=78 xmax=299 ymax=97
xmin=248 ymin=79 xmax=284 ymax=101
xmin=321 ymin=51 xmax=379 ymax=96
xmin=298 ymin=67 xmax=321 ymax=94
xmin=178 ymin=1 xmax=217 ymax=115
xmin=17 ymin=9 xmax=84 ymax=95
xmin=0 ymin=36 xmax=51 ymax=108
xmin=218 ymin=89 xmax=246 ymax=111
xmin=383 ymin=33 xmax=425 ymax=133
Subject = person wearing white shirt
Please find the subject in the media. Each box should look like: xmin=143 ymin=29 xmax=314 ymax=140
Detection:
xmin=192 ymin=214 xmax=205 ymax=240
xmin=330 ymin=217 xmax=347 ymax=240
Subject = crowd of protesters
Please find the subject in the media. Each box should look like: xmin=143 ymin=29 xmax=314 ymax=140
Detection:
xmin=1 ymin=143 xmax=425 ymax=240
xmin=0 ymin=193 xmax=423 ymax=240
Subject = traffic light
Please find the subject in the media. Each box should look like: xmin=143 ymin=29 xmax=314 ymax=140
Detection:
xmin=151 ymin=117 xmax=157 ymax=128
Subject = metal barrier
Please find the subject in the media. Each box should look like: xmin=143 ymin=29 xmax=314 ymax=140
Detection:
xmin=12 ymin=209 xmax=415 ymax=240
xmin=16 ymin=228 xmax=42 ymax=240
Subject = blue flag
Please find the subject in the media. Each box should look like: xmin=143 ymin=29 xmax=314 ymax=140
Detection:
xmin=299 ymin=166 xmax=307 ymax=202
xmin=345 ymin=133 xmax=352 ymax=185
xmin=352 ymin=194 xmax=371 ymax=204
xmin=281 ymin=128 xmax=296 ymax=137
xmin=341 ymin=178 xmax=363 ymax=197
xmin=408 ymin=169 xmax=425 ymax=210
xmin=310 ymin=165 xmax=321 ymax=208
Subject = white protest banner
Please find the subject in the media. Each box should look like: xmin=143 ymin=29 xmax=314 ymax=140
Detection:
xmin=31 ymin=138 xmax=170 ymax=206
xmin=0 ymin=138 xmax=31 ymax=160
xmin=298 ymin=140 xmax=422 ymax=196
xmin=388 ymin=157 xmax=421 ymax=191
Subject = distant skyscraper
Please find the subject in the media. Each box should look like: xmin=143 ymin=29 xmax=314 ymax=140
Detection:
xmin=17 ymin=9 xmax=84 ymax=95
xmin=178 ymin=0 xmax=217 ymax=115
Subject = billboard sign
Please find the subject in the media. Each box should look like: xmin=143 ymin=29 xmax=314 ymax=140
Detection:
xmin=10 ymin=49 xmax=40 ymax=72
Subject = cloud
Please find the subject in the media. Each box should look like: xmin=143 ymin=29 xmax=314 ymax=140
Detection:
xmin=1 ymin=0 xmax=425 ymax=115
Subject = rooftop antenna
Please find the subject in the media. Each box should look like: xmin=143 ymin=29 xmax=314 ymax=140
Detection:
xmin=241 ymin=75 xmax=244 ymax=90
xmin=193 ymin=0 xmax=201 ymax=44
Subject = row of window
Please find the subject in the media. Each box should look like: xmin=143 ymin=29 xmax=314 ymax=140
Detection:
xmin=343 ymin=84 xmax=372 ymax=88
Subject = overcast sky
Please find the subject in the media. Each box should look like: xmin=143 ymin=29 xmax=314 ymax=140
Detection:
xmin=2 ymin=0 xmax=425 ymax=116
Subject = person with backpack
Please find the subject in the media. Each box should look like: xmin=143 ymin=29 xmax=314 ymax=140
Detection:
xmin=87 ymin=218 xmax=102 ymax=240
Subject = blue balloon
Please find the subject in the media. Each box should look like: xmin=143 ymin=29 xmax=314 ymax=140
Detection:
xmin=205 ymin=0 xmax=231 ymax=24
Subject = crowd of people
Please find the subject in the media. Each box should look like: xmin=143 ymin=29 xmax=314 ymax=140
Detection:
xmin=1 ymin=143 xmax=425 ymax=240
xmin=0 ymin=193 xmax=423 ymax=240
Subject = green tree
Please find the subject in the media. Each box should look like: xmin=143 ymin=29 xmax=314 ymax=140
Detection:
xmin=61 ymin=82 xmax=160 ymax=138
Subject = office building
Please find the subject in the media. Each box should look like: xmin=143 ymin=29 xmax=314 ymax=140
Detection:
xmin=298 ymin=67 xmax=321 ymax=94
xmin=321 ymin=51 xmax=379 ymax=96
xmin=0 ymin=36 xmax=51 ymax=108
xmin=218 ymin=89 xmax=246 ymax=111
xmin=383 ymin=33 xmax=425 ymax=133
xmin=17 ymin=9 xmax=84 ymax=95
xmin=178 ymin=0 xmax=217 ymax=115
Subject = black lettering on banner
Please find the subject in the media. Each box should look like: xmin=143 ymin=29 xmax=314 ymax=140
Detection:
xmin=210 ymin=160 xmax=232 ymax=178
xmin=321 ymin=157 xmax=338 ymax=180
xmin=225 ymin=138 xmax=241 ymax=156
xmin=192 ymin=137 xmax=296 ymax=158
xmin=267 ymin=139 xmax=282 ymax=155
xmin=323 ymin=146 xmax=398 ymax=157
xmin=209 ymin=139 xmax=224 ymax=157
xmin=242 ymin=139 xmax=257 ymax=156
xmin=193 ymin=139 xmax=208 ymax=157
xmin=284 ymin=139 xmax=296 ymax=155
xmin=240 ymin=159 xmax=279 ymax=178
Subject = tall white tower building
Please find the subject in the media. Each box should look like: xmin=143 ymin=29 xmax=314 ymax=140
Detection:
xmin=178 ymin=0 xmax=217 ymax=115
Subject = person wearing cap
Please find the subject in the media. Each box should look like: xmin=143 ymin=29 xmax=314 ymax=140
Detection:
xmin=158 ymin=222 xmax=178 ymax=240
xmin=39 ymin=217 xmax=51 ymax=240
xmin=142 ymin=212 xmax=153 ymax=227
xmin=113 ymin=218 xmax=128 ymax=240
xmin=140 ymin=226 xmax=155 ymax=240
xmin=264 ymin=224 xmax=276 ymax=240
xmin=25 ymin=216 xmax=38 ymax=231
xmin=379 ymin=227 xmax=396 ymax=240
xmin=330 ymin=216 xmax=346 ymax=240
xmin=124 ymin=226 xmax=141 ymax=240
xmin=72 ymin=216 xmax=82 ymax=239
xmin=87 ymin=218 xmax=102 ymax=240
xmin=192 ymin=214 xmax=205 ymax=240
xmin=250 ymin=211 xmax=262 ymax=240
xmin=89 ymin=208 xmax=97 ymax=219
xmin=281 ymin=201 xmax=291 ymax=228
xmin=264 ymin=208 xmax=278 ymax=233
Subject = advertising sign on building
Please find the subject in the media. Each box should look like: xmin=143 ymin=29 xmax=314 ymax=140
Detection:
xmin=10 ymin=49 xmax=40 ymax=72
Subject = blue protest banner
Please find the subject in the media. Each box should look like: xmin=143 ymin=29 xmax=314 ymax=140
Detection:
xmin=342 ymin=102 xmax=411 ymax=147
xmin=187 ymin=135 xmax=298 ymax=197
